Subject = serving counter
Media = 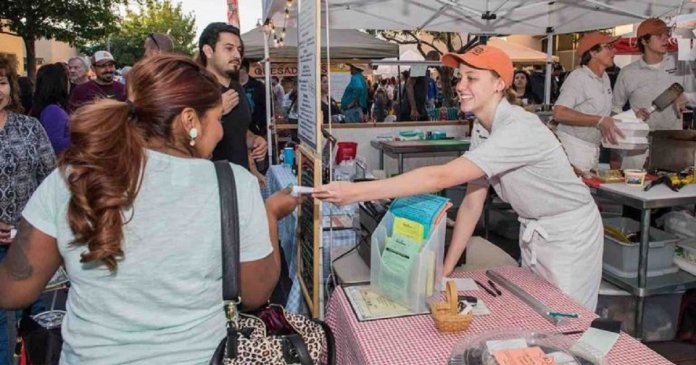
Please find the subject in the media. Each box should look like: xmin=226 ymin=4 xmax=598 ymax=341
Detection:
xmin=325 ymin=266 xmax=672 ymax=365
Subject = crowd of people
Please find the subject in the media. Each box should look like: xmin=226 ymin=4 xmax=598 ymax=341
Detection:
xmin=0 ymin=23 xmax=299 ymax=365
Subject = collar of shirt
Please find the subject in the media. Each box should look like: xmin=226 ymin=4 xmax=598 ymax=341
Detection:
xmin=638 ymin=57 xmax=664 ymax=70
xmin=490 ymin=98 xmax=514 ymax=133
xmin=580 ymin=65 xmax=606 ymax=82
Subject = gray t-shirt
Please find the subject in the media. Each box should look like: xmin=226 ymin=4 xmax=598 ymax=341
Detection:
xmin=555 ymin=66 xmax=613 ymax=145
xmin=612 ymin=58 xmax=682 ymax=131
xmin=465 ymin=99 xmax=593 ymax=219
xmin=23 ymin=150 xmax=272 ymax=365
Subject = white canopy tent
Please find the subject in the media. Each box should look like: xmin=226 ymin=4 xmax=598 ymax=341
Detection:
xmin=263 ymin=0 xmax=695 ymax=35
xmin=242 ymin=26 xmax=399 ymax=60
xmin=263 ymin=0 xmax=696 ymax=104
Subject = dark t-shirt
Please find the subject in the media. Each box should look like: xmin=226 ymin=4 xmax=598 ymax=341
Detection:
xmin=68 ymin=80 xmax=126 ymax=113
xmin=212 ymin=81 xmax=252 ymax=170
xmin=242 ymin=77 xmax=267 ymax=137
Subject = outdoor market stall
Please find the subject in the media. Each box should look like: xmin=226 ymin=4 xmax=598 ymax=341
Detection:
xmin=259 ymin=1 xmax=696 ymax=358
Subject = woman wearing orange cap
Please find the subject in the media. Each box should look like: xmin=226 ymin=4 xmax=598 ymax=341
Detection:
xmin=314 ymin=45 xmax=604 ymax=310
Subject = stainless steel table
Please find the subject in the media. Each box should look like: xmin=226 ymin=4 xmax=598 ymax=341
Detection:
xmin=593 ymin=183 xmax=696 ymax=340
xmin=370 ymin=139 xmax=471 ymax=175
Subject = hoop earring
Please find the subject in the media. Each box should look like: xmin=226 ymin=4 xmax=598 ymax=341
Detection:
xmin=189 ymin=128 xmax=198 ymax=147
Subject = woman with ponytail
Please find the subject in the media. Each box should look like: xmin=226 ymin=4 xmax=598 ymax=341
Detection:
xmin=0 ymin=54 xmax=295 ymax=364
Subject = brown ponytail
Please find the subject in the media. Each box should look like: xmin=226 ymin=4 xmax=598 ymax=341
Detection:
xmin=61 ymin=100 xmax=145 ymax=271
xmin=60 ymin=54 xmax=221 ymax=271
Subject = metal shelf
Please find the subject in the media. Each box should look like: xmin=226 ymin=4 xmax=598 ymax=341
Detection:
xmin=603 ymin=269 xmax=696 ymax=296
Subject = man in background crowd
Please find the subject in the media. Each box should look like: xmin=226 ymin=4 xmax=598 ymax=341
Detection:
xmin=272 ymin=76 xmax=285 ymax=114
xmin=197 ymin=22 xmax=266 ymax=171
xmin=68 ymin=51 xmax=125 ymax=112
xmin=341 ymin=64 xmax=368 ymax=122
xmin=68 ymin=55 xmax=91 ymax=92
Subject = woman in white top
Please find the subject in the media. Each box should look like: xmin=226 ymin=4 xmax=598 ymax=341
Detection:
xmin=315 ymin=45 xmax=604 ymax=310
xmin=553 ymin=32 xmax=624 ymax=173
xmin=0 ymin=54 xmax=297 ymax=364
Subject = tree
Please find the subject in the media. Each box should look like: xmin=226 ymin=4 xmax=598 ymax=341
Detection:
xmin=366 ymin=30 xmax=477 ymax=107
xmin=0 ymin=0 xmax=123 ymax=80
xmin=81 ymin=0 xmax=196 ymax=67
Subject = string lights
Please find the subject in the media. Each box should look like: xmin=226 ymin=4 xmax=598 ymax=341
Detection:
xmin=263 ymin=0 xmax=294 ymax=48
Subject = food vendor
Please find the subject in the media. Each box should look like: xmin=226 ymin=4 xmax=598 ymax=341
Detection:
xmin=314 ymin=45 xmax=604 ymax=310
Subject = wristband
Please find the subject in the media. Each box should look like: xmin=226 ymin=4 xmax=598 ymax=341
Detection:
xmin=595 ymin=116 xmax=605 ymax=129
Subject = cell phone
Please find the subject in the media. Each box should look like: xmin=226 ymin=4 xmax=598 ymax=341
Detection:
xmin=291 ymin=186 xmax=314 ymax=197
xmin=10 ymin=228 xmax=17 ymax=240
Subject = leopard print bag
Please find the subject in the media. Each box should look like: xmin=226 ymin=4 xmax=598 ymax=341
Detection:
xmin=210 ymin=163 xmax=335 ymax=365
xmin=209 ymin=304 xmax=335 ymax=365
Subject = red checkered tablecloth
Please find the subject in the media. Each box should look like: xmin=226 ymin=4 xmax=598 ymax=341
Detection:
xmin=325 ymin=266 xmax=672 ymax=365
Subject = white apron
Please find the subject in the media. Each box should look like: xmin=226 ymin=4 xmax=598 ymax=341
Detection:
xmin=517 ymin=202 xmax=603 ymax=311
xmin=556 ymin=130 xmax=600 ymax=173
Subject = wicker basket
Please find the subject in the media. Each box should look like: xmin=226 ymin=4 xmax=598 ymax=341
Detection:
xmin=430 ymin=281 xmax=474 ymax=333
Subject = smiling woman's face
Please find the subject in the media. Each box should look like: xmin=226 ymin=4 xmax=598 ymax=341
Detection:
xmin=456 ymin=63 xmax=500 ymax=114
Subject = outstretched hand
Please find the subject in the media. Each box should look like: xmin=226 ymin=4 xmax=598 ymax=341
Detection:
xmin=266 ymin=187 xmax=302 ymax=220
xmin=313 ymin=181 xmax=356 ymax=206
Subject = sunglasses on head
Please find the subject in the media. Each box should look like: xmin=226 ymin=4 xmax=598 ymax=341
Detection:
xmin=148 ymin=33 xmax=160 ymax=50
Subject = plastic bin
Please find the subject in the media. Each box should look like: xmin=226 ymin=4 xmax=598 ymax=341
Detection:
xmin=370 ymin=211 xmax=445 ymax=313
xmin=602 ymin=217 xmax=679 ymax=278
xmin=596 ymin=281 xmax=683 ymax=342
xmin=675 ymin=239 xmax=696 ymax=276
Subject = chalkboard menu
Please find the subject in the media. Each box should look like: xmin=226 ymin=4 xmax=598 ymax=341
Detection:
xmin=296 ymin=146 xmax=323 ymax=318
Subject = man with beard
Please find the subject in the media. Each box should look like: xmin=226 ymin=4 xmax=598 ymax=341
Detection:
xmin=198 ymin=23 xmax=266 ymax=170
xmin=68 ymin=55 xmax=90 ymax=92
xmin=68 ymin=51 xmax=126 ymax=112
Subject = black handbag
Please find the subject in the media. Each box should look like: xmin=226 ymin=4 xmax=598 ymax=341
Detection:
xmin=210 ymin=161 xmax=335 ymax=365
xmin=18 ymin=308 xmax=63 ymax=365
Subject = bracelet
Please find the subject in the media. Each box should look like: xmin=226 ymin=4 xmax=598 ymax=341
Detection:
xmin=595 ymin=116 xmax=605 ymax=129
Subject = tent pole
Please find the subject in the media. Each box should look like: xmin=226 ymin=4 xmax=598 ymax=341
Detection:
xmin=264 ymin=27 xmax=273 ymax=163
xmin=544 ymin=28 xmax=554 ymax=106
xmin=397 ymin=54 xmax=401 ymax=113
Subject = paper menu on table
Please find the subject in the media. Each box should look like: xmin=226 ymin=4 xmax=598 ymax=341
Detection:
xmin=493 ymin=346 xmax=557 ymax=365
xmin=572 ymin=327 xmax=619 ymax=357
xmin=344 ymin=285 xmax=428 ymax=321
xmin=471 ymin=298 xmax=491 ymax=316
xmin=486 ymin=338 xmax=528 ymax=353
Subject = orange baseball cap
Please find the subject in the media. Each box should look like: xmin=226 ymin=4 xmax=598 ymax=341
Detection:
xmin=441 ymin=45 xmax=514 ymax=88
xmin=637 ymin=18 xmax=669 ymax=38
xmin=576 ymin=32 xmax=620 ymax=56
